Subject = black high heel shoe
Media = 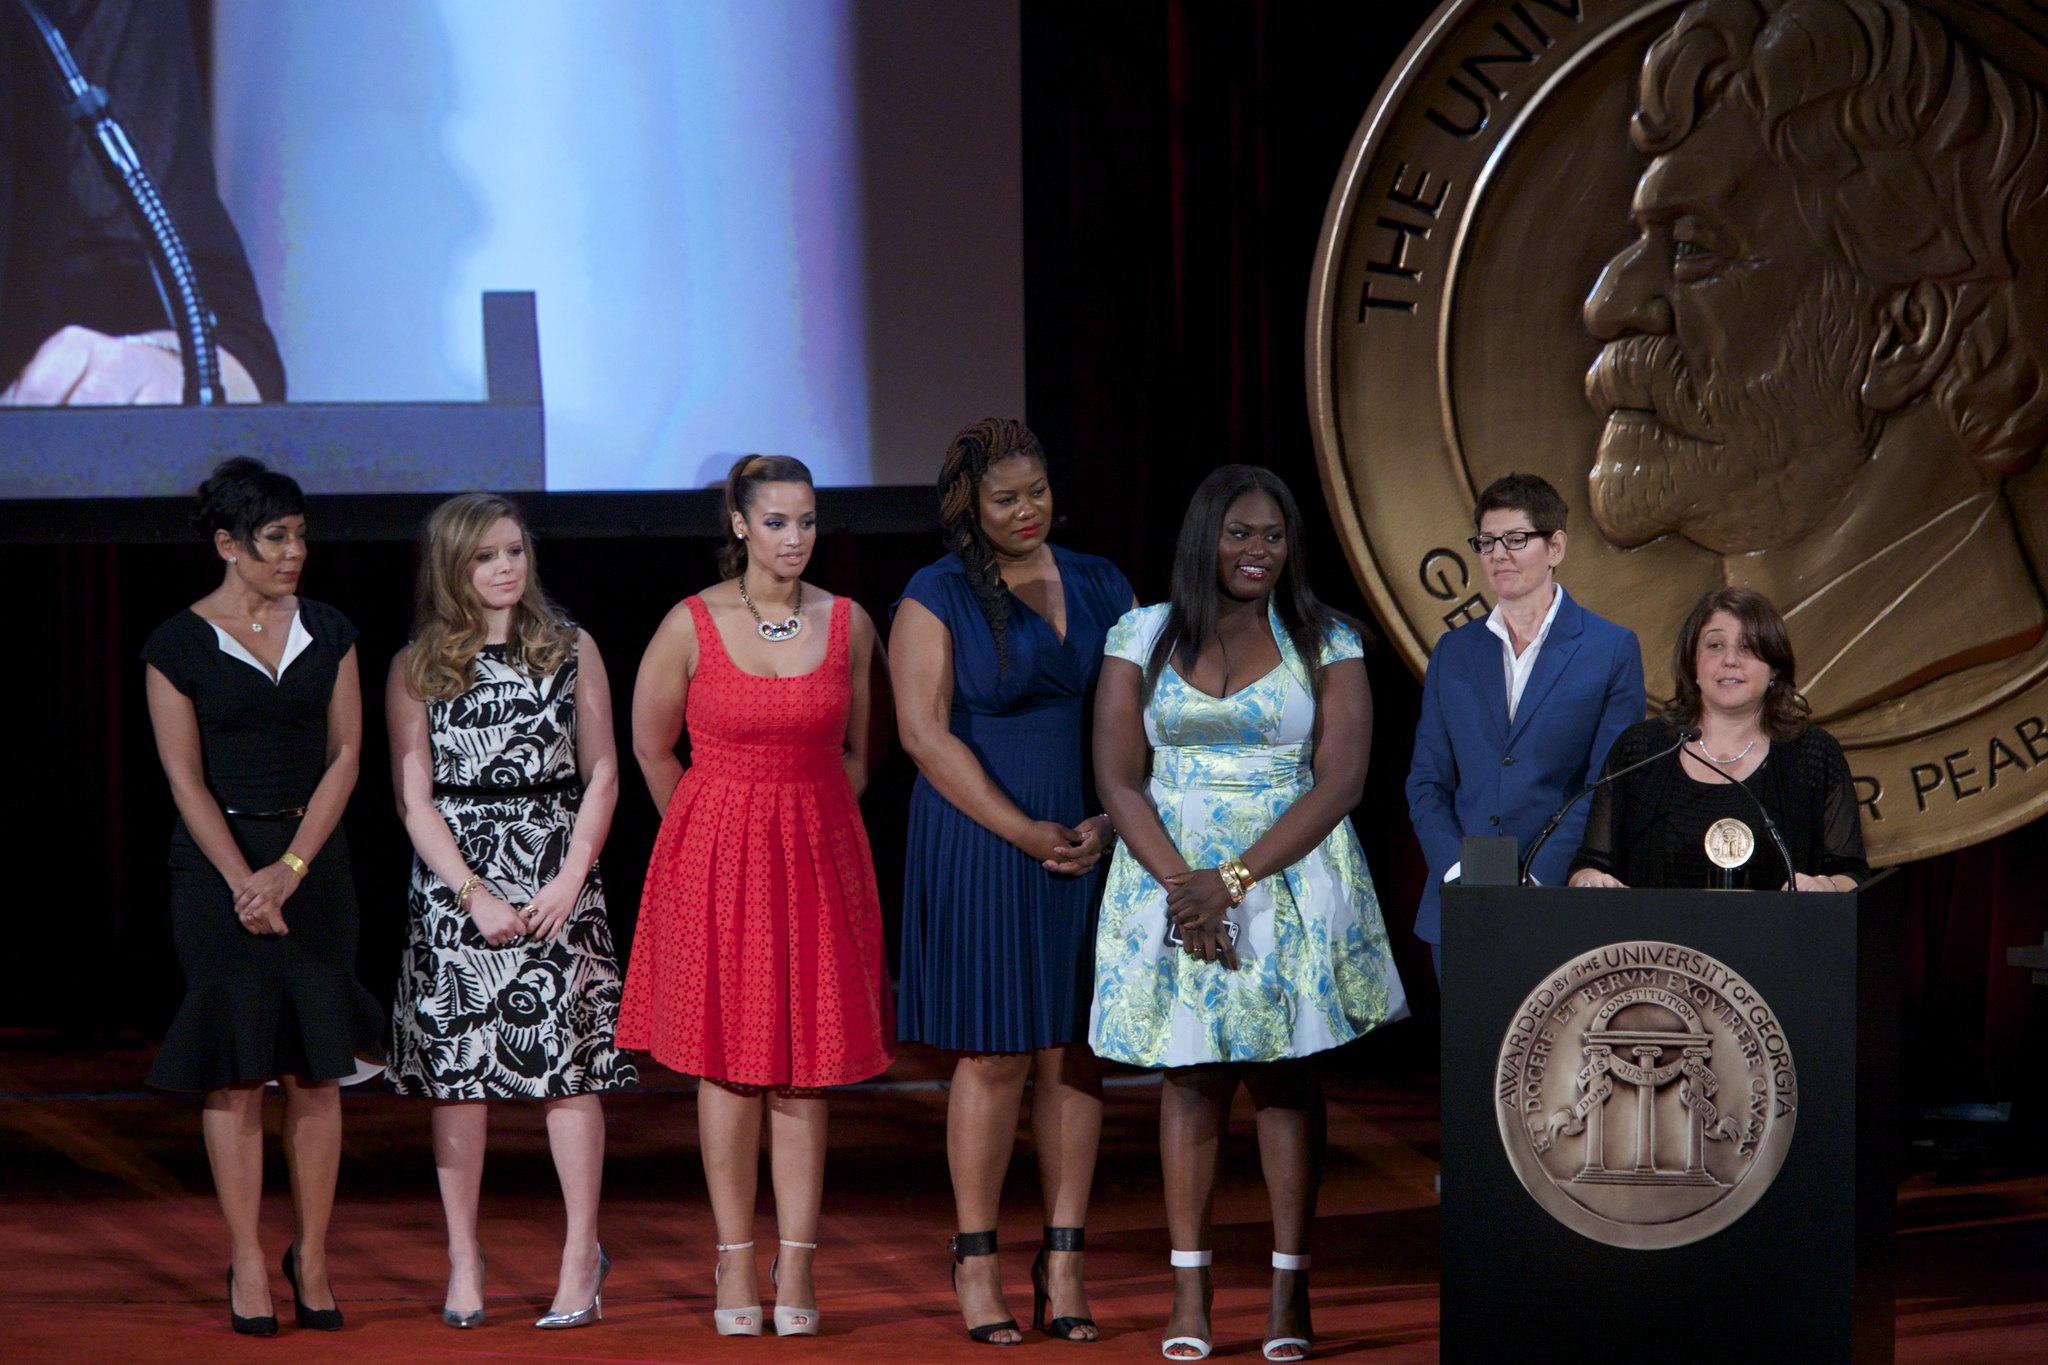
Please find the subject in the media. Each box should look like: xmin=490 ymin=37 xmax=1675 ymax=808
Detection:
xmin=227 ymin=1267 xmax=277 ymax=1337
xmin=1031 ymin=1226 xmax=1097 ymax=1342
xmin=282 ymin=1243 xmax=344 ymax=1331
xmin=949 ymin=1230 xmax=1020 ymax=1346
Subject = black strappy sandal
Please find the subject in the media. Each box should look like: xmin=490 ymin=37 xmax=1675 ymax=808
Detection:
xmin=950 ymin=1230 xmax=1021 ymax=1346
xmin=1031 ymin=1226 xmax=1098 ymax=1342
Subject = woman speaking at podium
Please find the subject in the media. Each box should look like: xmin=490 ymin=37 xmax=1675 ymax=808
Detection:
xmin=1567 ymin=587 xmax=1869 ymax=891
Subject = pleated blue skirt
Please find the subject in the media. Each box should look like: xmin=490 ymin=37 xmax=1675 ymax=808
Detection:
xmin=897 ymin=707 xmax=1098 ymax=1052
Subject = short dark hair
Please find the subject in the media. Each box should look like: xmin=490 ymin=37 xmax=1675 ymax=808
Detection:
xmin=718 ymin=454 xmax=815 ymax=578
xmin=1663 ymin=586 xmax=1811 ymax=742
xmin=193 ymin=457 xmax=305 ymax=546
xmin=1474 ymin=472 xmax=1568 ymax=537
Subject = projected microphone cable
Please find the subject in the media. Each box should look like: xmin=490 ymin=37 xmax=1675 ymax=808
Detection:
xmin=11 ymin=0 xmax=224 ymax=405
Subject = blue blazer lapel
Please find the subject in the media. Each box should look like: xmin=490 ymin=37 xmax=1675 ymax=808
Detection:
xmin=1505 ymin=592 xmax=1584 ymax=747
xmin=1453 ymin=626 xmax=1510 ymax=746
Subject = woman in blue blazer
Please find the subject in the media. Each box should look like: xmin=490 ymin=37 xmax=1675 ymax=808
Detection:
xmin=1404 ymin=474 xmax=1644 ymax=978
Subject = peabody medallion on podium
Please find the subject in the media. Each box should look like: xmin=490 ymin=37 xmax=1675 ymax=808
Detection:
xmin=1494 ymin=941 xmax=1797 ymax=1248
xmin=1703 ymin=816 xmax=1754 ymax=888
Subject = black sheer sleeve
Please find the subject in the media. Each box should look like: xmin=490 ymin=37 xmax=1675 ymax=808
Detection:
xmin=2 ymin=0 xmax=284 ymax=397
xmin=1569 ymin=720 xmax=1662 ymax=882
xmin=1570 ymin=758 xmax=1622 ymax=880
xmin=1805 ymin=728 xmax=1872 ymax=884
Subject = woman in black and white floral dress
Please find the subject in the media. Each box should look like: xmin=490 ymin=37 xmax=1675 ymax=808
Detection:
xmin=387 ymin=493 xmax=635 ymax=1331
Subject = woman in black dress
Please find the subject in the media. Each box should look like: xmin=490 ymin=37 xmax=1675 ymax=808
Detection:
xmin=1568 ymin=586 xmax=1870 ymax=891
xmin=141 ymin=458 xmax=382 ymax=1334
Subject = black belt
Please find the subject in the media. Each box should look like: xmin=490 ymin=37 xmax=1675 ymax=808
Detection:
xmin=223 ymin=804 xmax=307 ymax=820
xmin=433 ymin=777 xmax=582 ymax=800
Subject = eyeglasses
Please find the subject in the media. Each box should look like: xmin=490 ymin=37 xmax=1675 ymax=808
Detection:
xmin=1467 ymin=529 xmax=1548 ymax=554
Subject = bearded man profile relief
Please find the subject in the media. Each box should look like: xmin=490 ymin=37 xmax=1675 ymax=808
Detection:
xmin=1581 ymin=0 xmax=2048 ymax=721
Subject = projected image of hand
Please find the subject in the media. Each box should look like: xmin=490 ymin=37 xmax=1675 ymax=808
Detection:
xmin=1 ymin=325 xmax=258 ymax=406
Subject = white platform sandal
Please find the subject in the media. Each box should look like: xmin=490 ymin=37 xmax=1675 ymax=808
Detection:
xmin=771 ymin=1238 xmax=820 ymax=1336
xmin=1162 ymin=1248 xmax=1213 ymax=1360
xmin=713 ymin=1240 xmax=763 ymax=1336
xmin=1262 ymin=1251 xmax=1312 ymax=1361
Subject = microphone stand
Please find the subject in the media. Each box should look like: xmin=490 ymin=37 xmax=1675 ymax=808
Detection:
xmin=1518 ymin=726 xmax=1700 ymax=885
xmin=12 ymin=0 xmax=223 ymax=405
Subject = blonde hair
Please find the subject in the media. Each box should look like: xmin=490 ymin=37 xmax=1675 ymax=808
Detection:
xmin=404 ymin=493 xmax=573 ymax=701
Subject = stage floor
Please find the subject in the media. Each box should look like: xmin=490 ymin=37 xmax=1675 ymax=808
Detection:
xmin=2 ymin=1024 xmax=2041 ymax=1362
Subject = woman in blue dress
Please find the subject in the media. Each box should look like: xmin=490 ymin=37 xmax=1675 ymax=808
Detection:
xmin=892 ymin=418 xmax=1133 ymax=1344
xmin=1091 ymin=465 xmax=1406 ymax=1362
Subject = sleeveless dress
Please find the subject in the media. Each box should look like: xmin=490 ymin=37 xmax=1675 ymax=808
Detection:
xmin=139 ymin=601 xmax=383 ymax=1091
xmin=1089 ymin=602 xmax=1408 ymax=1067
xmin=894 ymin=546 xmax=1133 ymax=1052
xmin=387 ymin=641 xmax=637 ymax=1100
xmin=618 ymin=595 xmax=894 ymax=1089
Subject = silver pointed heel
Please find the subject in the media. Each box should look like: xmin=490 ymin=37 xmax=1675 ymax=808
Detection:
xmin=442 ymin=1249 xmax=486 ymax=1329
xmin=771 ymin=1238 xmax=820 ymax=1336
xmin=714 ymin=1239 xmax=764 ymax=1337
xmin=534 ymin=1245 xmax=609 ymax=1330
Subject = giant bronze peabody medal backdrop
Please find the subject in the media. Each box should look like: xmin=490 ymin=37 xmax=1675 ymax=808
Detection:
xmin=1311 ymin=0 xmax=2048 ymax=866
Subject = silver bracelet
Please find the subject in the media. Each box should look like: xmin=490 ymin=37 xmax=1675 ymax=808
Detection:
xmin=120 ymin=333 xmax=181 ymax=355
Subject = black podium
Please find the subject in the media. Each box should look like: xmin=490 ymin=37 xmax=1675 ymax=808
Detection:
xmin=1440 ymin=879 xmax=1898 ymax=1363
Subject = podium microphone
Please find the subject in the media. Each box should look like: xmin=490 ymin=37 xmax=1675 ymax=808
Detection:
xmin=1517 ymin=726 xmax=1700 ymax=885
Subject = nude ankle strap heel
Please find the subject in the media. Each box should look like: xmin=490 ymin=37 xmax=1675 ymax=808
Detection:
xmin=772 ymin=1239 xmax=820 ymax=1336
xmin=714 ymin=1241 xmax=763 ymax=1336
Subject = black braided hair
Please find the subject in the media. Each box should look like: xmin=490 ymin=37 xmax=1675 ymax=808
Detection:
xmin=935 ymin=417 xmax=1046 ymax=680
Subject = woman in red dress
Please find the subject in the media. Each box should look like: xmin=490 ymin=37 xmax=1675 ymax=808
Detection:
xmin=619 ymin=455 xmax=894 ymax=1337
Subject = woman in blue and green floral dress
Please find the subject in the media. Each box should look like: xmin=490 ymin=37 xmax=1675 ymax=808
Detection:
xmin=1090 ymin=465 xmax=1406 ymax=1363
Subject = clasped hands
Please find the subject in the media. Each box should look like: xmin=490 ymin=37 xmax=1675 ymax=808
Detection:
xmin=231 ymin=861 xmax=301 ymax=935
xmin=467 ymin=877 xmax=579 ymax=947
xmin=1024 ymin=815 xmax=1112 ymax=876
xmin=1567 ymin=868 xmax=1846 ymax=892
xmin=1164 ymin=867 xmax=1241 ymax=970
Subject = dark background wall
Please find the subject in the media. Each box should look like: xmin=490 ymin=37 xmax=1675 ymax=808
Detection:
xmin=9 ymin=1 xmax=2040 ymax=1104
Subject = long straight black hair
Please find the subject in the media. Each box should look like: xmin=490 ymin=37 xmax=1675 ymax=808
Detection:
xmin=1143 ymin=464 xmax=1350 ymax=702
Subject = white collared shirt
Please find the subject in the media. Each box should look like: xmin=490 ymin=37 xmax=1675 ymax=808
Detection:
xmin=1486 ymin=582 xmax=1566 ymax=724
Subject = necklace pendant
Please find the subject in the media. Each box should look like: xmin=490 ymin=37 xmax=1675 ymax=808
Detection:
xmin=739 ymin=575 xmax=804 ymax=643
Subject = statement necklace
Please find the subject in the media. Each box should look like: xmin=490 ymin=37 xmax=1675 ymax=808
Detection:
xmin=1693 ymin=736 xmax=1759 ymax=766
xmin=739 ymin=577 xmax=803 ymax=642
